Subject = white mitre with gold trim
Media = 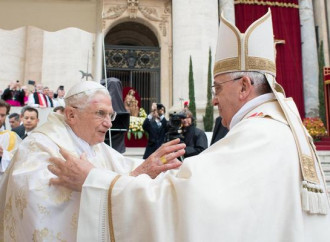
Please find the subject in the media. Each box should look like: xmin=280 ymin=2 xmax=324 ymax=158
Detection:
xmin=213 ymin=9 xmax=329 ymax=215
xmin=214 ymin=9 xmax=275 ymax=77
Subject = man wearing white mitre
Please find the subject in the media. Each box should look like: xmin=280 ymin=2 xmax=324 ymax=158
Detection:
xmin=48 ymin=10 xmax=330 ymax=242
xmin=1 ymin=81 xmax=185 ymax=241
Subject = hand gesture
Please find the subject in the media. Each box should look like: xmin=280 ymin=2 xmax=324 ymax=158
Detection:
xmin=48 ymin=150 xmax=94 ymax=192
xmin=130 ymin=138 xmax=185 ymax=178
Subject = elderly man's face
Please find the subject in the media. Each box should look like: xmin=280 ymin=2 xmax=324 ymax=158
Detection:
xmin=72 ymin=93 xmax=113 ymax=145
xmin=212 ymin=74 xmax=242 ymax=128
xmin=36 ymin=84 xmax=43 ymax=93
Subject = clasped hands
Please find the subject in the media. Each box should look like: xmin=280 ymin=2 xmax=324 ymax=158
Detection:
xmin=48 ymin=138 xmax=185 ymax=192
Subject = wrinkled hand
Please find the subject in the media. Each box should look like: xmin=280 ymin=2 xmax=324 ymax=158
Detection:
xmin=48 ymin=148 xmax=94 ymax=192
xmin=130 ymin=138 xmax=185 ymax=178
xmin=48 ymin=139 xmax=185 ymax=191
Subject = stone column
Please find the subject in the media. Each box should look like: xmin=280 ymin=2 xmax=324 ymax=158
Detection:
xmin=299 ymin=0 xmax=319 ymax=117
xmin=219 ymin=0 xmax=235 ymax=24
xmin=312 ymin=0 xmax=330 ymax=66
xmin=24 ymin=26 xmax=44 ymax=84
xmin=93 ymin=0 xmax=103 ymax=83
xmin=93 ymin=32 xmax=103 ymax=83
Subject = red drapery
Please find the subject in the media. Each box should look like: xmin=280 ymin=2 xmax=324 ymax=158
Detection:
xmin=234 ymin=0 xmax=305 ymax=117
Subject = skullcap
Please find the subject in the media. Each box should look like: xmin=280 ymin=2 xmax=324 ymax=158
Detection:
xmin=64 ymin=81 xmax=105 ymax=99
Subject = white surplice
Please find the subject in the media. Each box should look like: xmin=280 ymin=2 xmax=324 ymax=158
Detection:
xmin=2 ymin=113 xmax=141 ymax=242
xmin=0 ymin=129 xmax=21 ymax=173
xmin=78 ymin=96 xmax=330 ymax=242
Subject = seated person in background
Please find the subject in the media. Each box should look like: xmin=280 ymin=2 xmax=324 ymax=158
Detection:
xmin=28 ymin=83 xmax=48 ymax=108
xmin=43 ymin=86 xmax=54 ymax=107
xmin=12 ymin=106 xmax=39 ymax=139
xmin=48 ymin=89 xmax=57 ymax=107
xmin=143 ymin=103 xmax=168 ymax=159
xmin=1 ymin=80 xmax=25 ymax=106
xmin=8 ymin=113 xmax=20 ymax=130
xmin=54 ymin=85 xmax=65 ymax=107
xmin=210 ymin=116 xmax=229 ymax=145
xmin=2 ymin=81 xmax=185 ymax=241
xmin=0 ymin=100 xmax=21 ymax=174
xmin=181 ymin=109 xmax=208 ymax=158
xmin=21 ymin=85 xmax=30 ymax=106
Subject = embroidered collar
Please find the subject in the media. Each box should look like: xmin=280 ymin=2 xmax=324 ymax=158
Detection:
xmin=229 ymin=93 xmax=276 ymax=130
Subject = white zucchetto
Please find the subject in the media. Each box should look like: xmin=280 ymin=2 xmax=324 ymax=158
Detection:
xmin=65 ymin=81 xmax=105 ymax=99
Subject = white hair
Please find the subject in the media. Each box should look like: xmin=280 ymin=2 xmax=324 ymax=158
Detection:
xmin=228 ymin=71 xmax=271 ymax=95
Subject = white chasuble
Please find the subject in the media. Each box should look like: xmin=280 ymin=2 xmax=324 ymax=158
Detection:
xmin=2 ymin=113 xmax=140 ymax=242
xmin=78 ymin=100 xmax=330 ymax=242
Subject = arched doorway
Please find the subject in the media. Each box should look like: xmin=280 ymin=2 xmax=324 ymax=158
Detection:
xmin=104 ymin=21 xmax=160 ymax=114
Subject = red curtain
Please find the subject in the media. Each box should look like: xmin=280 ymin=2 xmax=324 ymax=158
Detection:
xmin=235 ymin=0 xmax=305 ymax=117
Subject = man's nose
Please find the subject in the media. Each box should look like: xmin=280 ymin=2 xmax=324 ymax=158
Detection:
xmin=102 ymin=116 xmax=112 ymax=128
xmin=212 ymin=97 xmax=218 ymax=106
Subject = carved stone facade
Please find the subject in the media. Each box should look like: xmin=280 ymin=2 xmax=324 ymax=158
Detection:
xmin=103 ymin=0 xmax=173 ymax=107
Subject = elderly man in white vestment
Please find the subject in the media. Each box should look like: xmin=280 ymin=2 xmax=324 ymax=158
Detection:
xmin=48 ymin=10 xmax=330 ymax=242
xmin=1 ymin=81 xmax=185 ymax=241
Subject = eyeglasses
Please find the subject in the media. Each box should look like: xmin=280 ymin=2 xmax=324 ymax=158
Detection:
xmin=95 ymin=110 xmax=117 ymax=121
xmin=72 ymin=107 xmax=117 ymax=121
xmin=211 ymin=76 xmax=242 ymax=96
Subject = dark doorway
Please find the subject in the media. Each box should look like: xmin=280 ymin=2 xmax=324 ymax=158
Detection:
xmin=104 ymin=22 xmax=160 ymax=114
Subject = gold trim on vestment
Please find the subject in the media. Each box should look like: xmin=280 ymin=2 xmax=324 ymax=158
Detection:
xmin=234 ymin=0 xmax=299 ymax=8
xmin=325 ymin=80 xmax=330 ymax=85
xmin=246 ymin=57 xmax=276 ymax=73
xmin=213 ymin=58 xmax=240 ymax=74
xmin=301 ymin=154 xmax=320 ymax=184
xmin=0 ymin=130 xmax=17 ymax=152
xmin=108 ymin=175 xmax=121 ymax=242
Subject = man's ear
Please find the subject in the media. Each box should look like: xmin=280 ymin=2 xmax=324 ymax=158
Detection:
xmin=64 ymin=107 xmax=78 ymax=125
xmin=239 ymin=76 xmax=253 ymax=100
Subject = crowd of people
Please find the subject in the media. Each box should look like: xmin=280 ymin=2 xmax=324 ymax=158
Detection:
xmin=0 ymin=82 xmax=66 ymax=173
xmin=0 ymin=80 xmax=65 ymax=108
